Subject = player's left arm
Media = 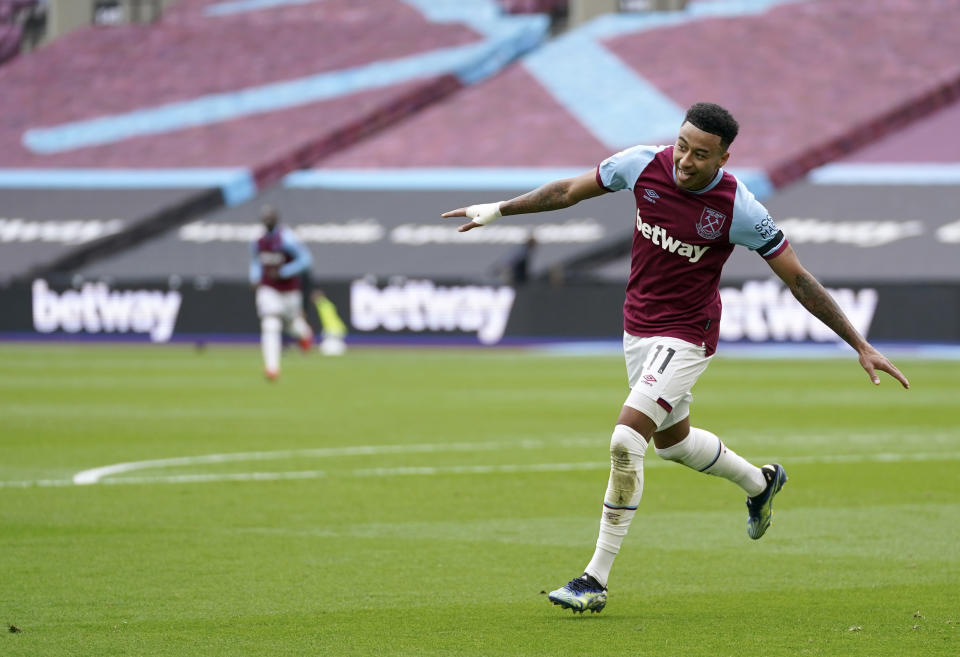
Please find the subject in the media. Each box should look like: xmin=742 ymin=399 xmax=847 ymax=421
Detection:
xmin=278 ymin=229 xmax=313 ymax=279
xmin=765 ymin=245 xmax=910 ymax=388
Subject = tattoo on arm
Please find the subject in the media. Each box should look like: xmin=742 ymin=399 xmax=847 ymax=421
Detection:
xmin=503 ymin=180 xmax=572 ymax=215
xmin=791 ymin=273 xmax=862 ymax=347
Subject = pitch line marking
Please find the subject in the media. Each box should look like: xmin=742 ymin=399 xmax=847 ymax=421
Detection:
xmin=70 ymin=438 xmax=599 ymax=485
xmin=1 ymin=448 xmax=958 ymax=489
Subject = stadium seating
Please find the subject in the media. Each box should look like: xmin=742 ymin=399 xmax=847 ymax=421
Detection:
xmin=317 ymin=0 xmax=960 ymax=192
xmin=0 ymin=0 xmax=549 ymax=187
xmin=819 ymin=98 xmax=960 ymax=167
xmin=3 ymin=0 xmax=959 ymax=288
xmin=6 ymin=0 xmax=956 ymax=190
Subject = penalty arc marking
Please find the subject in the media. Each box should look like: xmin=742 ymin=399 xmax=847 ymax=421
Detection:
xmin=71 ymin=438 xmax=600 ymax=485
xmin=0 ymin=443 xmax=958 ymax=489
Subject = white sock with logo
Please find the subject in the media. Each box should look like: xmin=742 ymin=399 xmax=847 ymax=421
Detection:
xmin=261 ymin=316 xmax=282 ymax=374
xmin=655 ymin=426 xmax=766 ymax=497
xmin=585 ymin=424 xmax=648 ymax=589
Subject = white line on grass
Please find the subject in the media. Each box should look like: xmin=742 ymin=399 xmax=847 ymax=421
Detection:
xmin=70 ymin=437 xmax=601 ymax=485
xmin=1 ymin=446 xmax=959 ymax=489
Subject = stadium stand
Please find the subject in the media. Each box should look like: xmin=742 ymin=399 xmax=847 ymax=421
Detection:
xmin=815 ymin=99 xmax=960 ymax=168
xmin=2 ymin=0 xmax=959 ymax=346
xmin=2 ymin=0 xmax=548 ymax=176
xmin=0 ymin=0 xmax=550 ymax=277
xmin=317 ymin=0 xmax=960 ymax=193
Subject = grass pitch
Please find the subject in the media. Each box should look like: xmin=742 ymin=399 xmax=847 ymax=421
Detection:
xmin=1 ymin=343 xmax=958 ymax=656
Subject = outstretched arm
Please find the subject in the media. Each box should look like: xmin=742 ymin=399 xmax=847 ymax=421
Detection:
xmin=766 ymin=245 xmax=909 ymax=388
xmin=441 ymin=170 xmax=607 ymax=232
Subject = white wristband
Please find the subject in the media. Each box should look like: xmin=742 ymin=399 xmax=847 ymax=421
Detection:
xmin=465 ymin=202 xmax=503 ymax=226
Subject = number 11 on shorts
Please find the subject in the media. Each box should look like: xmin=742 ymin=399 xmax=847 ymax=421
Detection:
xmin=644 ymin=344 xmax=676 ymax=374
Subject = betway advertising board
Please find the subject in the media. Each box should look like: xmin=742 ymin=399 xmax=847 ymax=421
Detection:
xmin=2 ymin=277 xmax=956 ymax=346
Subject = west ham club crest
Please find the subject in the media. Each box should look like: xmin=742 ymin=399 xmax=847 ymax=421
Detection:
xmin=696 ymin=207 xmax=727 ymax=240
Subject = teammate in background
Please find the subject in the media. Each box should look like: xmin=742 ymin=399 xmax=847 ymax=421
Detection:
xmin=311 ymin=289 xmax=348 ymax=356
xmin=441 ymin=102 xmax=910 ymax=614
xmin=249 ymin=204 xmax=314 ymax=380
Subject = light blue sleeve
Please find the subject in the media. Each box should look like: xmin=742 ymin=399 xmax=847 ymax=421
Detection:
xmin=597 ymin=144 xmax=665 ymax=192
xmin=248 ymin=240 xmax=261 ymax=285
xmin=728 ymin=179 xmax=787 ymax=257
xmin=278 ymin=227 xmax=313 ymax=278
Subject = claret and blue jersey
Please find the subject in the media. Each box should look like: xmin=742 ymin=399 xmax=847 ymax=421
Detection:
xmin=597 ymin=145 xmax=788 ymax=355
xmin=248 ymin=226 xmax=312 ymax=292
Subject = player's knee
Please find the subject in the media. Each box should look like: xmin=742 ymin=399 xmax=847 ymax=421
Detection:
xmin=610 ymin=424 xmax=647 ymax=463
xmin=654 ymin=432 xmax=693 ymax=463
xmin=655 ymin=427 xmax=722 ymax=472
xmin=262 ymin=316 xmax=282 ymax=333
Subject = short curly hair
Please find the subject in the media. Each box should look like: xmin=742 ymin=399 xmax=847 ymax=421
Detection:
xmin=684 ymin=102 xmax=739 ymax=150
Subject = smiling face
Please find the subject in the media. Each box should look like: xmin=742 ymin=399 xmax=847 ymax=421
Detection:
xmin=672 ymin=121 xmax=730 ymax=191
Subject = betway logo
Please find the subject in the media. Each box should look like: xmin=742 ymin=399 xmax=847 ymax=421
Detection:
xmin=636 ymin=211 xmax=709 ymax=263
xmin=719 ymin=280 xmax=877 ymax=342
xmin=351 ymin=279 xmax=515 ymax=345
xmin=32 ymin=279 xmax=181 ymax=342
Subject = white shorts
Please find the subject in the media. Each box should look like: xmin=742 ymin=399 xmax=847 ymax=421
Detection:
xmin=256 ymin=286 xmax=304 ymax=324
xmin=622 ymin=333 xmax=712 ymax=431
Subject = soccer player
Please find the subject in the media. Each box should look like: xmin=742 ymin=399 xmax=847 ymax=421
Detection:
xmin=249 ymin=204 xmax=314 ymax=380
xmin=441 ymin=102 xmax=910 ymax=614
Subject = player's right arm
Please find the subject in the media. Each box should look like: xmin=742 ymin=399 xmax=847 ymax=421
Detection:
xmin=249 ymin=241 xmax=262 ymax=288
xmin=441 ymin=169 xmax=606 ymax=232
xmin=766 ymin=245 xmax=910 ymax=389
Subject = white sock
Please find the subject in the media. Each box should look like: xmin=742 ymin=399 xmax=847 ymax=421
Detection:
xmin=291 ymin=315 xmax=312 ymax=341
xmin=261 ymin=316 xmax=282 ymax=373
xmin=655 ymin=426 xmax=766 ymax=497
xmin=585 ymin=424 xmax=648 ymax=588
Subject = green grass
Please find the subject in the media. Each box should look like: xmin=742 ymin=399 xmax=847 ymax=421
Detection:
xmin=1 ymin=343 xmax=958 ymax=656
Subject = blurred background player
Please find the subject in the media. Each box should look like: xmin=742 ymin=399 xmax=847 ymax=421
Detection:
xmin=495 ymin=232 xmax=537 ymax=285
xmin=311 ymin=289 xmax=348 ymax=356
xmin=249 ymin=204 xmax=314 ymax=380
xmin=442 ymin=102 xmax=910 ymax=614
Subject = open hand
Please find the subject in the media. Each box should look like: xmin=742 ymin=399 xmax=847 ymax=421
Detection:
xmin=858 ymin=345 xmax=910 ymax=388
